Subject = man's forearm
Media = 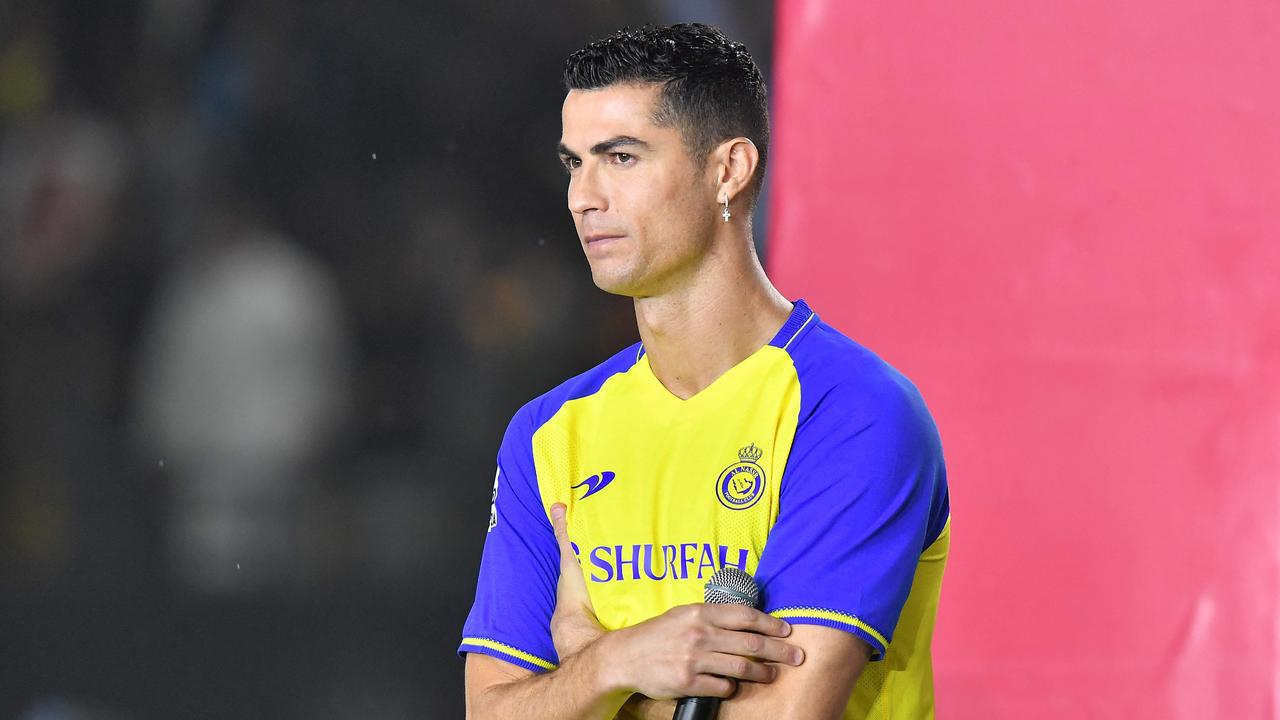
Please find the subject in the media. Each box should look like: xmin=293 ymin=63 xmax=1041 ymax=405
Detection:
xmin=618 ymin=693 xmax=674 ymax=720
xmin=621 ymin=692 xmax=770 ymax=720
xmin=620 ymin=692 xmax=778 ymax=720
xmin=469 ymin=642 xmax=629 ymax=720
xmin=619 ymin=675 xmax=843 ymax=720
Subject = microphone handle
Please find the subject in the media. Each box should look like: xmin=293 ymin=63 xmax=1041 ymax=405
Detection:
xmin=672 ymin=696 xmax=721 ymax=720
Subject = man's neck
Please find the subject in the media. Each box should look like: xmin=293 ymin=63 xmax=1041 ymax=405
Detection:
xmin=634 ymin=239 xmax=792 ymax=401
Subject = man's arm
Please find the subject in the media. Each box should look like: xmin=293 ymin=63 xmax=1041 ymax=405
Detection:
xmin=618 ymin=625 xmax=870 ymax=720
xmin=465 ymin=498 xmax=630 ymax=720
xmin=466 ymin=605 xmax=807 ymax=720
xmin=466 ymin=647 xmax=628 ymax=720
xmin=464 ymin=504 xmax=804 ymax=720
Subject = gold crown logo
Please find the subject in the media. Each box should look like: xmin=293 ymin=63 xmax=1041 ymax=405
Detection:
xmin=738 ymin=443 xmax=763 ymax=463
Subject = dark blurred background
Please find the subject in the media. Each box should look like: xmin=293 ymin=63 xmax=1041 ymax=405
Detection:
xmin=0 ymin=1 xmax=772 ymax=717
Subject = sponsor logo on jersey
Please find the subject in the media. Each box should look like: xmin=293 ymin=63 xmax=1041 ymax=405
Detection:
xmin=572 ymin=541 xmax=752 ymax=583
xmin=716 ymin=443 xmax=765 ymax=510
xmin=572 ymin=470 xmax=616 ymax=500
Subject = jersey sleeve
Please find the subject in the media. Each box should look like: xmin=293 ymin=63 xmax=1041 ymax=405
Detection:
xmin=458 ymin=408 xmax=560 ymax=672
xmin=755 ymin=369 xmax=949 ymax=661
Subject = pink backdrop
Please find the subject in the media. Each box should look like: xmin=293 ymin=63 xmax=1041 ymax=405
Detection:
xmin=767 ymin=1 xmax=1280 ymax=716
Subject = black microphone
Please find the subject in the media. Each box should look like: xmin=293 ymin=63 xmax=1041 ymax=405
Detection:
xmin=672 ymin=566 xmax=762 ymax=720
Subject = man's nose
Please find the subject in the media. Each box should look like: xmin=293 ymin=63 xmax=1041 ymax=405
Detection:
xmin=567 ymin=163 xmax=607 ymax=216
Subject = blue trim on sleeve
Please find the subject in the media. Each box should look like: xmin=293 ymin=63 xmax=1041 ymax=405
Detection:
xmin=784 ymin=616 xmax=889 ymax=661
xmin=458 ymin=639 xmax=557 ymax=673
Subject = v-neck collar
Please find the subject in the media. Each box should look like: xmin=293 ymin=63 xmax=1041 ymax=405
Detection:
xmin=634 ymin=300 xmax=816 ymax=406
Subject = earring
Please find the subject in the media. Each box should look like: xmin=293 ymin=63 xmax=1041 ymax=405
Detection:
xmin=721 ymin=196 xmax=731 ymax=223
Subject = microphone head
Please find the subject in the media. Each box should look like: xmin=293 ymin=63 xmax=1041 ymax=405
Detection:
xmin=704 ymin=566 xmax=760 ymax=608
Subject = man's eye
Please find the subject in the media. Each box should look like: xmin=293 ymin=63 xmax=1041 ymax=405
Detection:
xmin=561 ymin=157 xmax=580 ymax=172
xmin=611 ymin=153 xmax=633 ymax=165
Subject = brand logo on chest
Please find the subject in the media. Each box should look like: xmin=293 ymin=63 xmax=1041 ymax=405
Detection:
xmin=572 ymin=471 xmax=616 ymax=500
xmin=716 ymin=443 xmax=766 ymax=510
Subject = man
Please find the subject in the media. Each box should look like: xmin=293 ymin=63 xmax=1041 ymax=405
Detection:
xmin=460 ymin=23 xmax=949 ymax=719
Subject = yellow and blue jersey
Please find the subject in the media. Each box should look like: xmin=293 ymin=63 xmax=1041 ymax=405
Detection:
xmin=460 ymin=300 xmax=950 ymax=719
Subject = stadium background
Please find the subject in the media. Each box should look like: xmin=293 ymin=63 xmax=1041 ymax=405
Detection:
xmin=2 ymin=0 xmax=1277 ymax=718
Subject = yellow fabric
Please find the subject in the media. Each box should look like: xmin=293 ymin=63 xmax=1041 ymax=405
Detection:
xmin=528 ymin=345 xmax=948 ymax=718
xmin=847 ymin=520 xmax=950 ymax=719
xmin=533 ymin=347 xmax=799 ymax=631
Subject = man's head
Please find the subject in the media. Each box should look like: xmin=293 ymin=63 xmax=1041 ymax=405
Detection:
xmin=558 ymin=24 xmax=770 ymax=297
xmin=563 ymin=23 xmax=770 ymax=209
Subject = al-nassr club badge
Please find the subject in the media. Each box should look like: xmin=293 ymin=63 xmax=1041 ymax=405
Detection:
xmin=716 ymin=443 xmax=766 ymax=510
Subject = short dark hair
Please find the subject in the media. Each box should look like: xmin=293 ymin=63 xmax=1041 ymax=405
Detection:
xmin=563 ymin=23 xmax=770 ymax=208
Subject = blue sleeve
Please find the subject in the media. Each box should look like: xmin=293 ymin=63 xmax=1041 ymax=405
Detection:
xmin=458 ymin=408 xmax=560 ymax=672
xmin=755 ymin=365 xmax=948 ymax=661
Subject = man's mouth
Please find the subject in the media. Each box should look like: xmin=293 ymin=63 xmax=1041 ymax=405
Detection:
xmin=584 ymin=233 xmax=626 ymax=245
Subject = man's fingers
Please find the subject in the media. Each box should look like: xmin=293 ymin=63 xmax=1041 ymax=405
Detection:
xmin=550 ymin=502 xmax=574 ymax=557
xmin=549 ymin=503 xmax=591 ymax=604
xmin=699 ymin=604 xmax=794 ymax=638
xmin=684 ymin=675 xmax=737 ymax=699
xmin=695 ymin=652 xmax=777 ymax=683
xmin=704 ymin=628 xmax=805 ymax=666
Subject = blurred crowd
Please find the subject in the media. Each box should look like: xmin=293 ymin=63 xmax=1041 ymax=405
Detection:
xmin=0 ymin=0 xmax=772 ymax=717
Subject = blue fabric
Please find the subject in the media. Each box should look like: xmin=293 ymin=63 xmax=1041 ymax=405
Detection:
xmin=755 ymin=317 xmax=949 ymax=659
xmin=458 ymin=343 xmax=641 ymax=670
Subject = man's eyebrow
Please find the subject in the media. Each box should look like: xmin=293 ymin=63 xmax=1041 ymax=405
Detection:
xmin=557 ymin=136 xmax=651 ymax=159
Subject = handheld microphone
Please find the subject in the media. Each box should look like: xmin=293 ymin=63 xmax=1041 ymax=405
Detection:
xmin=672 ymin=566 xmax=761 ymax=720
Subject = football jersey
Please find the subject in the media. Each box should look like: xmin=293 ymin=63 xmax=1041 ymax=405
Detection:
xmin=460 ymin=300 xmax=950 ymax=719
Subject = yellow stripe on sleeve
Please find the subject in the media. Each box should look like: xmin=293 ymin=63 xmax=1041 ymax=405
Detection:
xmin=770 ymin=608 xmax=891 ymax=650
xmin=460 ymin=637 xmax=558 ymax=671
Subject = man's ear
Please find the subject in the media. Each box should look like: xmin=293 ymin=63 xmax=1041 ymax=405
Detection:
xmin=713 ymin=137 xmax=761 ymax=205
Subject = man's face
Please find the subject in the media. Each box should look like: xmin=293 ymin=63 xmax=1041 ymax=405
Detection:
xmin=559 ymin=83 xmax=716 ymax=297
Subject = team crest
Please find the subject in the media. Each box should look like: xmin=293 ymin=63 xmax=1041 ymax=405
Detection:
xmin=716 ymin=443 xmax=766 ymax=510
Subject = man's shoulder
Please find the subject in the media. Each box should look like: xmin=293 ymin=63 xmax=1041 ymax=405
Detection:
xmin=787 ymin=316 xmax=929 ymax=421
xmin=507 ymin=341 xmax=643 ymax=437
xmin=784 ymin=313 xmax=948 ymax=539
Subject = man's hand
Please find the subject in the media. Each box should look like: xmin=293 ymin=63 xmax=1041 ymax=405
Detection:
xmin=549 ymin=503 xmax=606 ymax=660
xmin=469 ymin=504 xmax=840 ymax=720
xmin=547 ymin=502 xmax=804 ymax=701
xmin=598 ymin=602 xmax=805 ymax=701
